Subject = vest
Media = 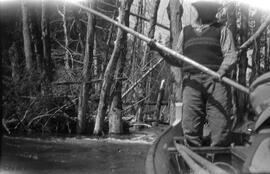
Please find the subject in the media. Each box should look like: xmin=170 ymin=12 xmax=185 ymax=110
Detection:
xmin=182 ymin=25 xmax=223 ymax=73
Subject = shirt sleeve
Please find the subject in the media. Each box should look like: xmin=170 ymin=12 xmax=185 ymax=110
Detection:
xmin=218 ymin=26 xmax=237 ymax=75
xmin=160 ymin=30 xmax=184 ymax=67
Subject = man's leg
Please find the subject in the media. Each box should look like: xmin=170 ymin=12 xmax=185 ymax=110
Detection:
xmin=206 ymin=81 xmax=232 ymax=147
xmin=182 ymin=75 xmax=205 ymax=147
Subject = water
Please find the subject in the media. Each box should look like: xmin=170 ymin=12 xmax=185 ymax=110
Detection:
xmin=1 ymin=135 xmax=153 ymax=174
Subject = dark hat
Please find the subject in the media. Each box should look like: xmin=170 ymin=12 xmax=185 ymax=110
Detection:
xmin=249 ymin=72 xmax=270 ymax=131
xmin=192 ymin=1 xmax=222 ymax=24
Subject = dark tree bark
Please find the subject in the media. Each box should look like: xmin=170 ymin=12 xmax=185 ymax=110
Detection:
xmin=73 ymin=8 xmax=85 ymax=53
xmin=137 ymin=0 xmax=160 ymax=126
xmin=250 ymin=10 xmax=262 ymax=84
xmin=41 ymin=0 xmax=52 ymax=83
xmin=236 ymin=4 xmax=249 ymax=123
xmin=94 ymin=0 xmax=133 ymax=135
xmin=167 ymin=0 xmax=183 ymax=125
xmin=9 ymin=42 xmax=20 ymax=83
xmin=77 ymin=1 xmax=96 ymax=134
xmin=21 ymin=0 xmax=33 ymax=73
xmin=58 ymin=2 xmax=71 ymax=70
xmin=30 ymin=7 xmax=43 ymax=73
xmin=225 ymin=2 xmax=238 ymax=129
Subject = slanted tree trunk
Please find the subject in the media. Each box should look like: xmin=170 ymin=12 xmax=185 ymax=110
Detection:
xmin=94 ymin=0 xmax=133 ymax=135
xmin=21 ymin=0 xmax=33 ymax=73
xmin=77 ymin=1 xmax=96 ymax=134
xmin=167 ymin=0 xmax=183 ymax=125
xmin=237 ymin=4 xmax=249 ymax=123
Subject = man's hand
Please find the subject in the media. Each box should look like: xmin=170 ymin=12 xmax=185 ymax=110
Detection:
xmin=210 ymin=69 xmax=226 ymax=82
xmin=148 ymin=39 xmax=158 ymax=50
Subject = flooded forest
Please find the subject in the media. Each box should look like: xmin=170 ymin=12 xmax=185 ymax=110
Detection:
xmin=1 ymin=0 xmax=270 ymax=137
xmin=1 ymin=0 xmax=270 ymax=173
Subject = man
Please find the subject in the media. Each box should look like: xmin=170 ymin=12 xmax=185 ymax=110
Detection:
xmin=150 ymin=0 xmax=237 ymax=147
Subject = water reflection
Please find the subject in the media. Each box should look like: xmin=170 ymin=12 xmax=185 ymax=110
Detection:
xmin=1 ymin=136 xmax=150 ymax=174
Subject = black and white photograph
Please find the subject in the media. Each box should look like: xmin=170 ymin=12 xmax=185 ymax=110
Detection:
xmin=1 ymin=0 xmax=270 ymax=173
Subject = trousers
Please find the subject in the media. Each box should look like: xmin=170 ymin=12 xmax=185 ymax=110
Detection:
xmin=182 ymin=73 xmax=232 ymax=147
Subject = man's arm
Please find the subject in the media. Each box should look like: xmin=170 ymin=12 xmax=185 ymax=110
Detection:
xmin=218 ymin=26 xmax=237 ymax=76
xmin=148 ymin=31 xmax=183 ymax=67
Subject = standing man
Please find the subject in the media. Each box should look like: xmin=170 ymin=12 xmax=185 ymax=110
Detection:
xmin=150 ymin=0 xmax=237 ymax=147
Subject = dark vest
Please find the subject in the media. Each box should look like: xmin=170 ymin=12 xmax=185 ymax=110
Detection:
xmin=183 ymin=25 xmax=223 ymax=73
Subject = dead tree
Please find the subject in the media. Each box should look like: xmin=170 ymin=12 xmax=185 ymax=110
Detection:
xmin=58 ymin=2 xmax=71 ymax=70
xmin=250 ymin=10 xmax=262 ymax=84
xmin=154 ymin=79 xmax=165 ymax=122
xmin=9 ymin=42 xmax=20 ymax=83
xmin=137 ymin=0 xmax=160 ymax=126
xmin=73 ymin=7 xmax=85 ymax=52
xmin=109 ymin=2 xmax=133 ymax=133
xmin=225 ymin=2 xmax=238 ymax=129
xmin=41 ymin=0 xmax=52 ymax=82
xmin=21 ymin=0 xmax=33 ymax=73
xmin=77 ymin=1 xmax=96 ymax=134
xmin=94 ymin=0 xmax=133 ymax=135
xmin=130 ymin=0 xmax=143 ymax=83
xmin=237 ymin=4 xmax=249 ymax=123
xmin=167 ymin=0 xmax=183 ymax=125
xmin=30 ymin=7 xmax=43 ymax=73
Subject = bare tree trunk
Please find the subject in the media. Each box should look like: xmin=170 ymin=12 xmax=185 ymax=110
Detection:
xmin=41 ymin=0 xmax=52 ymax=97
xmin=21 ymin=0 xmax=33 ymax=73
xmin=137 ymin=0 xmax=160 ymax=126
xmin=167 ymin=0 xmax=183 ymax=125
xmin=77 ymin=1 xmax=96 ymax=134
xmin=58 ymin=2 xmax=71 ymax=70
xmin=93 ymin=34 xmax=101 ymax=93
xmin=30 ymin=7 xmax=43 ymax=73
xmin=154 ymin=79 xmax=165 ymax=122
xmin=9 ymin=42 xmax=20 ymax=83
xmin=73 ymin=8 xmax=85 ymax=53
xmin=94 ymin=0 xmax=133 ymax=135
xmin=250 ymin=11 xmax=262 ymax=84
xmin=236 ymin=4 xmax=249 ymax=123
xmin=226 ymin=2 xmax=238 ymax=129
xmin=130 ymin=0 xmax=143 ymax=83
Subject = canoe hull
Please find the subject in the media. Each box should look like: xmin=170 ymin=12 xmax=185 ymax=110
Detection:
xmin=145 ymin=122 xmax=182 ymax=174
xmin=145 ymin=122 xmax=247 ymax=174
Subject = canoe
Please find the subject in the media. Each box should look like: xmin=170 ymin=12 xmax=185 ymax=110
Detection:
xmin=145 ymin=121 xmax=248 ymax=174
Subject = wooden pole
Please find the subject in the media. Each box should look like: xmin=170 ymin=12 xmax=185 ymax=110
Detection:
xmin=69 ymin=1 xmax=249 ymax=94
